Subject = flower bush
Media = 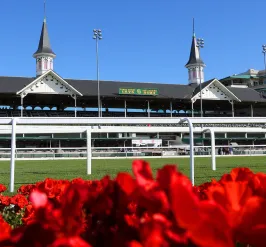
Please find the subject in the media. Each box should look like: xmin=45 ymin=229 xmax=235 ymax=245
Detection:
xmin=0 ymin=160 xmax=266 ymax=246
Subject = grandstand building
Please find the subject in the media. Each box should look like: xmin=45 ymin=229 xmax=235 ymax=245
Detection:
xmin=0 ymin=16 xmax=265 ymax=154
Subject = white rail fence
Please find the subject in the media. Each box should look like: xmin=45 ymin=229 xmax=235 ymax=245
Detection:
xmin=0 ymin=145 xmax=265 ymax=159
xmin=5 ymin=117 xmax=266 ymax=192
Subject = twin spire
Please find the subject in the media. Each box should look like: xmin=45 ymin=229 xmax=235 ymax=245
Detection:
xmin=185 ymin=18 xmax=206 ymax=85
xmin=33 ymin=0 xmax=55 ymax=59
xmin=33 ymin=1 xmax=55 ymax=76
xmin=185 ymin=18 xmax=204 ymax=67
xmin=32 ymin=6 xmax=204 ymax=83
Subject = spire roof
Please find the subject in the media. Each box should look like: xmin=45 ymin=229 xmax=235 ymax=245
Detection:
xmin=185 ymin=18 xmax=205 ymax=67
xmin=185 ymin=35 xmax=204 ymax=67
xmin=33 ymin=19 xmax=56 ymax=58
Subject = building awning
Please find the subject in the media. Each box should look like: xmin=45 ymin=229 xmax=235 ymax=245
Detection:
xmin=220 ymin=75 xmax=259 ymax=81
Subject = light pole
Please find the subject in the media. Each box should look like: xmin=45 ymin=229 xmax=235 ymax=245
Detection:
xmin=93 ymin=29 xmax=102 ymax=117
xmin=262 ymin=45 xmax=266 ymax=77
xmin=197 ymin=38 xmax=204 ymax=118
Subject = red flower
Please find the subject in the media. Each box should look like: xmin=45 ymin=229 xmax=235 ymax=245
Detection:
xmin=132 ymin=160 xmax=155 ymax=190
xmin=234 ymin=196 xmax=266 ymax=247
xmin=36 ymin=178 xmax=70 ymax=201
xmin=220 ymin=167 xmax=254 ymax=183
xmin=10 ymin=194 xmax=28 ymax=209
xmin=116 ymin=172 xmax=136 ymax=196
xmin=22 ymin=204 xmax=35 ymax=225
xmin=206 ymin=181 xmax=253 ymax=224
xmin=4 ymin=160 xmax=266 ymax=247
xmin=0 ymin=214 xmax=10 ymax=241
xmin=50 ymin=237 xmax=92 ymax=247
xmin=0 ymin=195 xmax=10 ymax=206
xmin=0 ymin=184 xmax=7 ymax=193
xmin=30 ymin=190 xmax=48 ymax=209
xmin=17 ymin=184 xmax=36 ymax=196
xmin=170 ymin=170 xmax=234 ymax=247
xmin=132 ymin=160 xmax=170 ymax=214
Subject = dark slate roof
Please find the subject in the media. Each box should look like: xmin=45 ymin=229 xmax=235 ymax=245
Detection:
xmin=0 ymin=75 xmax=265 ymax=103
xmin=185 ymin=36 xmax=204 ymax=67
xmin=33 ymin=19 xmax=56 ymax=57
xmin=192 ymin=79 xmax=266 ymax=102
xmin=251 ymin=85 xmax=266 ymax=90
xmin=227 ymin=87 xmax=266 ymax=102
xmin=0 ymin=76 xmax=195 ymax=99
xmin=0 ymin=76 xmax=33 ymax=93
xmin=66 ymin=79 xmax=195 ymax=99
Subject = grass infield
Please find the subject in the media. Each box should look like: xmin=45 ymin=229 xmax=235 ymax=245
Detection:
xmin=0 ymin=156 xmax=266 ymax=192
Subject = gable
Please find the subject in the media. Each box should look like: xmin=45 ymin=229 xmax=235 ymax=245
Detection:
xmin=17 ymin=70 xmax=82 ymax=97
xmin=191 ymin=79 xmax=241 ymax=102
xmin=201 ymin=83 xmax=231 ymax=100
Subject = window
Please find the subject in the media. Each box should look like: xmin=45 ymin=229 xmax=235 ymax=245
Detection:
xmin=44 ymin=60 xmax=48 ymax=69
xmin=193 ymin=70 xmax=197 ymax=78
xmin=38 ymin=61 xmax=42 ymax=70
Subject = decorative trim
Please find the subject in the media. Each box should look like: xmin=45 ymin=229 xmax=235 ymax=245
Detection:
xmin=17 ymin=70 xmax=83 ymax=97
xmin=191 ymin=79 xmax=241 ymax=102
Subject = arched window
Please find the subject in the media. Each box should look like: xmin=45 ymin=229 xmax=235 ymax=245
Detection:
xmin=193 ymin=69 xmax=196 ymax=78
xmin=38 ymin=61 xmax=42 ymax=70
xmin=44 ymin=60 xmax=48 ymax=69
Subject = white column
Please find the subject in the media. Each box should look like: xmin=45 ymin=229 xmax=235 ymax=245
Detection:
xmin=10 ymin=118 xmax=17 ymax=192
xmin=251 ymin=104 xmax=253 ymax=117
xmin=86 ymin=128 xmax=92 ymax=175
xmin=147 ymin=101 xmax=150 ymax=117
xmin=74 ymin=95 xmax=77 ymax=118
xmin=191 ymin=101 xmax=194 ymax=117
xmin=20 ymin=96 xmax=23 ymax=117
xmin=170 ymin=101 xmax=173 ymax=118
xmin=124 ymin=100 xmax=127 ymax=118
xmin=231 ymin=101 xmax=234 ymax=117
xmin=100 ymin=100 xmax=103 ymax=117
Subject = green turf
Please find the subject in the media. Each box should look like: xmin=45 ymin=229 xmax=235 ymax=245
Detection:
xmin=0 ymin=156 xmax=266 ymax=192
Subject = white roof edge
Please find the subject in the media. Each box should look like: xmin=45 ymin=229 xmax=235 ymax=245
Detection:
xmin=212 ymin=79 xmax=241 ymax=102
xmin=191 ymin=79 xmax=241 ymax=102
xmin=16 ymin=70 xmax=83 ymax=97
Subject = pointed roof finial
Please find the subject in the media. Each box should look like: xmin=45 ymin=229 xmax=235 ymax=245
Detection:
xmin=185 ymin=18 xmax=204 ymax=67
xmin=33 ymin=0 xmax=55 ymax=58
xmin=193 ymin=17 xmax=195 ymax=37
xmin=44 ymin=0 xmax=46 ymax=22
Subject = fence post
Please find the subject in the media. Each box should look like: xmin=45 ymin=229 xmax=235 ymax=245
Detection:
xmin=10 ymin=118 xmax=17 ymax=193
xmin=86 ymin=128 xmax=92 ymax=175
xmin=210 ymin=130 xmax=216 ymax=170
xmin=180 ymin=118 xmax=195 ymax=185
xmin=202 ymin=128 xmax=216 ymax=171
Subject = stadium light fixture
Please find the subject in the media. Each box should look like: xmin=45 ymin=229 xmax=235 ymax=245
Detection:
xmin=196 ymin=38 xmax=204 ymax=118
xmin=262 ymin=45 xmax=266 ymax=76
xmin=93 ymin=29 xmax=102 ymax=117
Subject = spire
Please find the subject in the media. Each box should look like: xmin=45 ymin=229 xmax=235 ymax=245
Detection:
xmin=33 ymin=0 xmax=55 ymax=58
xmin=33 ymin=1 xmax=56 ymax=76
xmin=185 ymin=18 xmax=206 ymax=85
xmin=193 ymin=17 xmax=195 ymax=37
xmin=44 ymin=0 xmax=46 ymax=22
xmin=185 ymin=18 xmax=204 ymax=67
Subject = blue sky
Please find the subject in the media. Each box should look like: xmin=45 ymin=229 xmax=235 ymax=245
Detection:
xmin=0 ymin=0 xmax=265 ymax=84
